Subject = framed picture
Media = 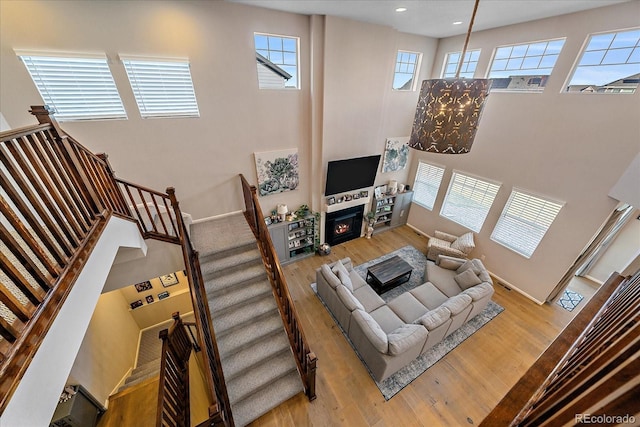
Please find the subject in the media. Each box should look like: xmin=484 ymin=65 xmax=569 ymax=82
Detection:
xmin=134 ymin=281 xmax=152 ymax=293
xmin=145 ymin=295 xmax=154 ymax=304
xmin=264 ymin=216 xmax=272 ymax=225
xmin=360 ymin=190 xmax=369 ymax=198
xmin=130 ymin=300 xmax=143 ymax=310
xmin=382 ymin=137 xmax=410 ymax=173
xmin=159 ymin=273 xmax=179 ymax=287
xmin=158 ymin=291 xmax=170 ymax=300
xmin=327 ymin=196 xmax=336 ymax=205
xmin=345 ymin=194 xmax=353 ymax=201
xmin=254 ymin=149 xmax=299 ymax=196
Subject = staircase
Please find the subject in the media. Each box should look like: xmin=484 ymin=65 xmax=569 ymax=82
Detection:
xmin=191 ymin=213 xmax=303 ymax=427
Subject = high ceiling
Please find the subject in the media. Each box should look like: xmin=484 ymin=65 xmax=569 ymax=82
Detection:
xmin=226 ymin=0 xmax=632 ymax=38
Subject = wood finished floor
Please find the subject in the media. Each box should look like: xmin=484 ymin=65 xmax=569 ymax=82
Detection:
xmin=250 ymin=225 xmax=596 ymax=427
xmin=98 ymin=225 xmax=597 ymax=426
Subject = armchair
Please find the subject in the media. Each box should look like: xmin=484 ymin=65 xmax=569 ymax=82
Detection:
xmin=427 ymin=230 xmax=475 ymax=260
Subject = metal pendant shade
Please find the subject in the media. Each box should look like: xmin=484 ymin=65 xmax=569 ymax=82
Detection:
xmin=409 ymin=0 xmax=491 ymax=154
xmin=409 ymin=78 xmax=491 ymax=154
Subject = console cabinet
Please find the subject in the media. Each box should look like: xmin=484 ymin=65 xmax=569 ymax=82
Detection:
xmin=268 ymin=215 xmax=316 ymax=264
xmin=371 ymin=190 xmax=413 ymax=234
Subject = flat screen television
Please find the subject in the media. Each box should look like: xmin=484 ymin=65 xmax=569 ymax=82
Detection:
xmin=325 ymin=155 xmax=381 ymax=196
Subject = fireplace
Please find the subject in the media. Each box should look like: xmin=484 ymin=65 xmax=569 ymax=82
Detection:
xmin=325 ymin=205 xmax=364 ymax=246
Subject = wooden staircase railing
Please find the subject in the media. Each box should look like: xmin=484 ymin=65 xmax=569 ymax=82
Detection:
xmin=480 ymin=269 xmax=640 ymax=426
xmin=167 ymin=190 xmax=233 ymax=426
xmin=0 ymin=106 xmax=231 ymax=425
xmin=156 ymin=312 xmax=193 ymax=427
xmin=239 ymin=174 xmax=317 ymax=401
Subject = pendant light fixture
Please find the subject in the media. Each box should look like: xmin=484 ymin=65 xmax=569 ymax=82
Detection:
xmin=409 ymin=0 xmax=491 ymax=154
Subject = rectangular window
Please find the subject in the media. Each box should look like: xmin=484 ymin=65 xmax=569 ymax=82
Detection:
xmin=255 ymin=33 xmax=299 ymax=89
xmin=488 ymin=38 xmax=565 ymax=92
xmin=393 ymin=50 xmax=421 ymax=90
xmin=17 ymin=52 xmax=126 ymax=121
xmin=440 ymin=172 xmax=500 ymax=232
xmin=412 ymin=161 xmax=445 ymax=210
xmin=122 ymin=58 xmax=200 ymax=118
xmin=565 ymin=28 xmax=640 ymax=93
xmin=442 ymin=49 xmax=480 ymax=78
xmin=491 ymin=190 xmax=563 ymax=258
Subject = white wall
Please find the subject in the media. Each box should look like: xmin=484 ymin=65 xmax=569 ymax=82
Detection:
xmin=587 ymin=212 xmax=640 ymax=283
xmin=407 ymin=1 xmax=640 ymax=302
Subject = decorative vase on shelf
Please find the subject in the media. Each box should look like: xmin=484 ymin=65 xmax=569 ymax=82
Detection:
xmin=366 ymin=225 xmax=374 ymax=239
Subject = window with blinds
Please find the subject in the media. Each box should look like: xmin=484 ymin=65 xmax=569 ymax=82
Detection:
xmin=440 ymin=172 xmax=501 ymax=232
xmin=122 ymin=58 xmax=200 ymax=118
xmin=491 ymin=189 xmax=563 ymax=258
xmin=18 ymin=53 xmax=126 ymax=122
xmin=412 ymin=161 xmax=445 ymax=210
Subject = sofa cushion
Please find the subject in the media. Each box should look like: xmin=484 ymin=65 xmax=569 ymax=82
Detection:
xmin=471 ymin=259 xmax=493 ymax=284
xmin=410 ymin=282 xmax=449 ymax=310
xmin=436 ymin=255 xmax=466 ymax=270
xmin=353 ymin=285 xmax=385 ymax=313
xmin=456 ymin=259 xmax=482 ymax=275
xmin=349 ymin=270 xmax=368 ymax=291
xmin=336 ymin=284 xmax=365 ymax=312
xmin=388 ymin=293 xmax=429 ymax=323
xmin=462 ymin=283 xmax=494 ymax=301
xmin=451 ymin=232 xmax=475 ymax=253
xmin=442 ymin=294 xmax=472 ymax=315
xmin=454 ymin=268 xmax=482 ymax=290
xmin=387 ymin=324 xmax=429 ymax=356
xmin=320 ymin=264 xmax=341 ymax=290
xmin=352 ymin=309 xmax=388 ymax=353
xmin=416 ymin=306 xmax=451 ymax=330
xmin=369 ymin=305 xmax=405 ymax=334
xmin=332 ymin=260 xmax=353 ymax=292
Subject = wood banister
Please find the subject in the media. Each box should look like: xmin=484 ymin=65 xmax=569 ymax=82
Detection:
xmin=239 ymin=174 xmax=317 ymax=401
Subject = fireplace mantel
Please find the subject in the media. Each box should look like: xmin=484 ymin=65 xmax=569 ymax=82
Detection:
xmin=324 ymin=196 xmax=370 ymax=213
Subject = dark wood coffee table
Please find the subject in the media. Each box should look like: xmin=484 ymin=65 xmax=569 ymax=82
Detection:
xmin=366 ymin=255 xmax=413 ymax=295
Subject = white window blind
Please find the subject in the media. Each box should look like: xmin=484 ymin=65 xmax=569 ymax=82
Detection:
xmin=122 ymin=58 xmax=199 ymax=118
xmin=491 ymin=190 xmax=563 ymax=258
xmin=18 ymin=54 xmax=126 ymax=121
xmin=412 ymin=161 xmax=445 ymax=210
xmin=440 ymin=172 xmax=500 ymax=232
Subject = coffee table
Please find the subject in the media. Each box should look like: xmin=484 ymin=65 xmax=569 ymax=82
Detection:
xmin=366 ymin=255 xmax=413 ymax=295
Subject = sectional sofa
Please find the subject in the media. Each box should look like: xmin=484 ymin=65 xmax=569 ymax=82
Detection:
xmin=316 ymin=255 xmax=494 ymax=381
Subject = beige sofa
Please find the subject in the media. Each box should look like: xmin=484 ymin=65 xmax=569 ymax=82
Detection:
xmin=316 ymin=255 xmax=494 ymax=382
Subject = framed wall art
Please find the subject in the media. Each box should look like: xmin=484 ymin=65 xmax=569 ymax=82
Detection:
xmin=159 ymin=273 xmax=179 ymax=287
xmin=382 ymin=137 xmax=410 ymax=173
xmin=254 ymin=149 xmax=299 ymax=196
xmin=134 ymin=281 xmax=152 ymax=293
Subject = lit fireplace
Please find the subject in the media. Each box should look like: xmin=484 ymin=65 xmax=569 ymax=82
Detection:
xmin=325 ymin=205 xmax=363 ymax=246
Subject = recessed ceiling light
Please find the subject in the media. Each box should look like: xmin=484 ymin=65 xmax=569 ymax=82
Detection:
xmin=453 ymin=21 xmax=463 ymax=25
xmin=395 ymin=7 xmax=407 ymax=12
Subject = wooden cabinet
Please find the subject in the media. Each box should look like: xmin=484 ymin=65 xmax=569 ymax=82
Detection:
xmin=371 ymin=189 xmax=413 ymax=234
xmin=268 ymin=215 xmax=317 ymax=264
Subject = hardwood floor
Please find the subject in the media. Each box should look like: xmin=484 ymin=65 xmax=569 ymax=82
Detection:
xmin=97 ymin=225 xmax=596 ymax=426
xmin=250 ymin=225 xmax=596 ymax=426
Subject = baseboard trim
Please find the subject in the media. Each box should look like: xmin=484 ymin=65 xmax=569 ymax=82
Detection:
xmin=192 ymin=210 xmax=244 ymax=224
xmin=406 ymin=223 xmax=432 ymax=239
xmin=489 ymin=272 xmax=545 ymax=305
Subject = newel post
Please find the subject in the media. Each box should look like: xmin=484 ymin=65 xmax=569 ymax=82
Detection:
xmin=306 ymin=352 xmax=317 ymax=401
xmin=29 ymin=105 xmax=65 ymax=139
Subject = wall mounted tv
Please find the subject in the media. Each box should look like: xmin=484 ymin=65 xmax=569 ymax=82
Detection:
xmin=324 ymin=155 xmax=381 ymax=196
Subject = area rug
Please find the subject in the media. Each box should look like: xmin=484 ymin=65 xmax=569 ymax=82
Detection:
xmin=311 ymin=245 xmax=504 ymax=400
xmin=556 ymin=289 xmax=584 ymax=312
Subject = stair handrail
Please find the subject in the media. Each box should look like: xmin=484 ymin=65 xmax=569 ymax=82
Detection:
xmin=168 ymin=189 xmax=234 ymax=426
xmin=239 ymin=174 xmax=317 ymax=401
xmin=156 ymin=312 xmax=193 ymax=427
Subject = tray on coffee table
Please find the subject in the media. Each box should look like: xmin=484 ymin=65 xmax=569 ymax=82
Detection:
xmin=366 ymin=255 xmax=413 ymax=295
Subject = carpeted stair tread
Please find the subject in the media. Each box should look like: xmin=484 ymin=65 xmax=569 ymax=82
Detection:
xmin=221 ymin=333 xmax=292 ymax=380
xmin=127 ymin=359 xmax=161 ymax=383
xmin=190 ymin=213 xmax=256 ymax=257
xmin=231 ymin=370 xmax=303 ymax=427
xmin=210 ymin=295 xmax=279 ymax=336
xmin=209 ymin=278 xmax=273 ymax=319
xmin=227 ymin=351 xmax=299 ymax=404
xmin=204 ymin=263 xmax=267 ymax=296
xmin=199 ymin=246 xmax=262 ymax=278
xmin=217 ymin=312 xmax=284 ymax=359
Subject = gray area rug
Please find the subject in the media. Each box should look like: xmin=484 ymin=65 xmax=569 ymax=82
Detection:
xmin=312 ymin=245 xmax=504 ymax=400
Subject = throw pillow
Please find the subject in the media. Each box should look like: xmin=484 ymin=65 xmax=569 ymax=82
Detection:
xmin=437 ymin=255 xmax=465 ymax=270
xmin=387 ymin=324 xmax=428 ymax=356
xmin=336 ymin=284 xmax=365 ymax=311
xmin=352 ymin=310 xmax=388 ymax=353
xmin=451 ymin=232 xmax=475 ymax=254
xmin=456 ymin=259 xmax=481 ymax=275
xmin=454 ymin=269 xmax=482 ymax=290
xmin=332 ymin=260 xmax=353 ymax=292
